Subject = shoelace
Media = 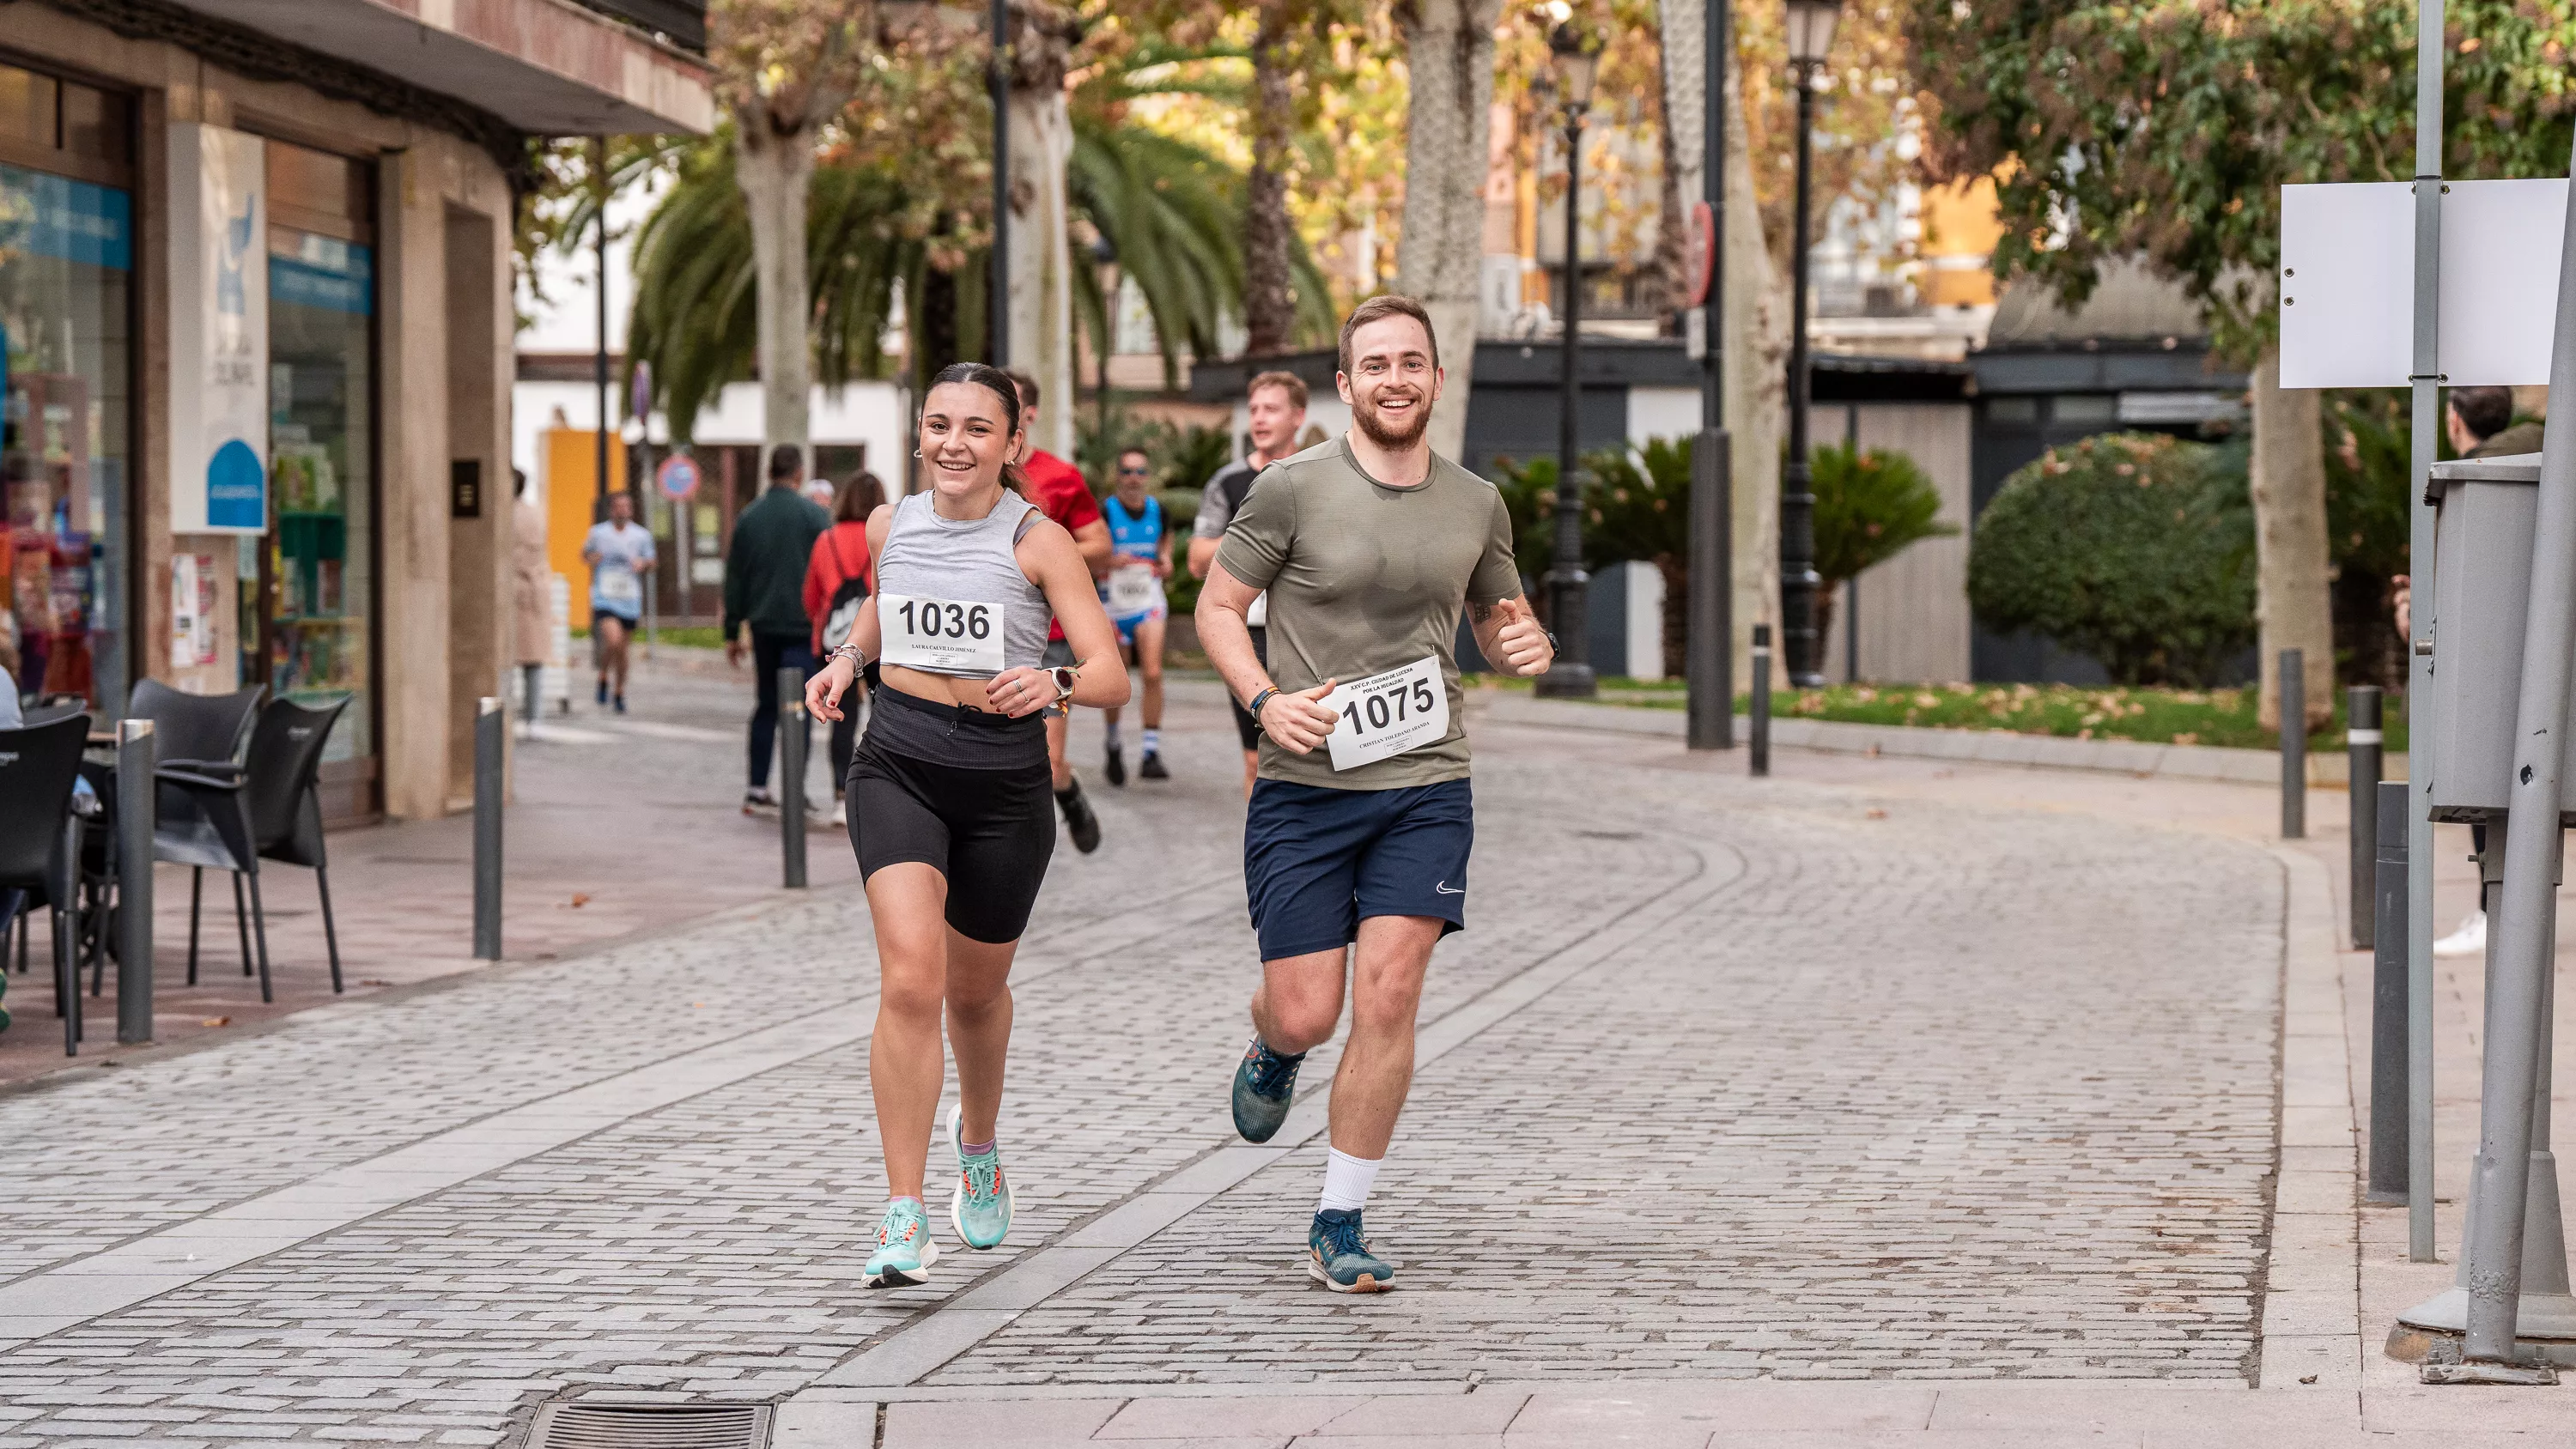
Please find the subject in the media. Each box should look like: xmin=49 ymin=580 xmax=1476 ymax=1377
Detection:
xmin=962 ymin=1154 xmax=1002 ymax=1202
xmin=1245 ymin=1042 xmax=1299 ymax=1098
xmin=1316 ymin=1214 xmax=1370 ymax=1261
xmin=876 ymin=1204 xmax=921 ymax=1245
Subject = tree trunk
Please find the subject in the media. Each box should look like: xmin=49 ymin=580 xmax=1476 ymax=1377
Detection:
xmin=2250 ymin=348 xmax=2336 ymax=731
xmin=736 ymin=112 xmax=817 ymax=477
xmin=1005 ymin=3 xmax=1078 ymax=460
xmin=1648 ymin=0 xmax=1700 ymax=329
xmin=1394 ymin=0 xmax=1501 ymax=464
xmin=1722 ymin=66 xmax=1787 ymax=694
xmin=1242 ymin=3 xmax=1297 ymax=357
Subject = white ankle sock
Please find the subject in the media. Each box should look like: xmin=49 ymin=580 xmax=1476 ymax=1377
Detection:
xmin=1318 ymin=1147 xmax=1382 ymax=1214
xmin=1142 ymin=728 xmax=1161 ymax=754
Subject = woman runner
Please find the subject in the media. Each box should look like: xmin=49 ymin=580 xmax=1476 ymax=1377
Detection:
xmin=806 ymin=362 xmax=1129 ymax=1288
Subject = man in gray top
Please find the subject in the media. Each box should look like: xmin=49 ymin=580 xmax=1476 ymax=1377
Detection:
xmin=1192 ymin=368 xmax=1309 ymax=797
xmin=1196 ymin=294 xmax=1553 ymax=1293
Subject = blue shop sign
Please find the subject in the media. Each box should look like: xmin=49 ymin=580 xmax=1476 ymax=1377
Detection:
xmin=0 ymin=163 xmax=132 ymax=271
xmin=270 ymin=238 xmax=373 ymax=316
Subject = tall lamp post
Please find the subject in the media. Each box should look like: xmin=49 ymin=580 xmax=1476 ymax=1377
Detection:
xmin=1779 ymin=0 xmax=1838 ymax=688
xmin=988 ymin=0 xmax=1011 ymax=366
xmin=1091 ymin=233 xmax=1120 ymax=437
xmin=1536 ymin=17 xmax=1602 ymax=700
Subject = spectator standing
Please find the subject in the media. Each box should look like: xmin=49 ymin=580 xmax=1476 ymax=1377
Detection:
xmin=1004 ymin=368 xmax=1113 ymax=853
xmin=510 ymin=468 xmax=551 ymax=726
xmin=804 ymin=470 xmax=887 ymax=827
xmin=2419 ymin=386 xmax=2545 ymax=959
xmin=724 ymin=444 xmax=833 ymax=815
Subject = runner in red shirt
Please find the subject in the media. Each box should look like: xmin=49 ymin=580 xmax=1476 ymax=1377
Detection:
xmin=1008 ymin=369 xmax=1113 ymax=853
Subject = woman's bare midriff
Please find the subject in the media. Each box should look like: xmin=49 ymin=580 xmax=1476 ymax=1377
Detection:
xmin=879 ymin=664 xmax=1009 ymax=713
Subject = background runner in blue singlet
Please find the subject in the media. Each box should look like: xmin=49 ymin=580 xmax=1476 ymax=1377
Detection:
xmin=1098 ymin=446 xmax=1172 ymax=784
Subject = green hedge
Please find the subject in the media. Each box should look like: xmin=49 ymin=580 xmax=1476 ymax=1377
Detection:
xmin=1966 ymin=432 xmax=2254 ymax=687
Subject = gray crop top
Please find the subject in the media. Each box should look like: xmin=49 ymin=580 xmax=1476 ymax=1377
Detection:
xmin=872 ymin=489 xmax=1054 ymax=679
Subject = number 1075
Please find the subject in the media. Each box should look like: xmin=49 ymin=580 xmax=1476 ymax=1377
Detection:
xmin=1342 ymin=680 xmax=1437 ymax=736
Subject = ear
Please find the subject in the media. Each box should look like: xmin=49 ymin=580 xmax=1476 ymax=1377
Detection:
xmin=1335 ymin=371 xmax=1355 ymax=405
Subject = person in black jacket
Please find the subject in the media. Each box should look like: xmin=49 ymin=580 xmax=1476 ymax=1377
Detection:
xmin=725 ymin=444 xmax=834 ymax=814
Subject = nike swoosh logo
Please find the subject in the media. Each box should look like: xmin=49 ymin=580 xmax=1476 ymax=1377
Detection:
xmin=1434 ymin=882 xmax=1463 ymax=895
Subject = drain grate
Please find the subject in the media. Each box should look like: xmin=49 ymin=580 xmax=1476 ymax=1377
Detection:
xmin=525 ymin=1404 xmax=772 ymax=1449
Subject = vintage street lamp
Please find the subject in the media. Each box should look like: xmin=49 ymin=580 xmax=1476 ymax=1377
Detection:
xmin=1779 ymin=0 xmax=1838 ymax=688
xmin=1536 ymin=15 xmax=1602 ymax=699
xmin=1091 ymin=232 xmax=1120 ymax=435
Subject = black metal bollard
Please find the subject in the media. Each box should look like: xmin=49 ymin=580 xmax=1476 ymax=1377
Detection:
xmin=780 ymin=666 xmax=808 ymax=888
xmin=473 ymin=697 xmax=504 ymax=961
xmin=1750 ymin=623 xmax=1772 ymax=779
xmin=2349 ymin=686 xmax=2384 ymax=949
xmin=114 ymin=718 xmax=155 ymax=1045
xmin=2280 ymin=647 xmax=2306 ymax=840
xmin=2370 ymin=778 xmax=2410 ymax=1204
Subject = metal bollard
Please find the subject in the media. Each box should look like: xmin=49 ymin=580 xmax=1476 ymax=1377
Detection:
xmin=1750 ymin=623 xmax=1772 ymax=779
xmin=2350 ymin=686 xmax=2384 ymax=949
xmin=2369 ymin=778 xmax=2409 ymax=1204
xmin=2280 ymin=647 xmax=2306 ymax=839
xmin=114 ymin=718 xmax=155 ymax=1046
xmin=473 ymin=697 xmax=503 ymax=961
xmin=779 ymin=667 xmax=808 ymax=888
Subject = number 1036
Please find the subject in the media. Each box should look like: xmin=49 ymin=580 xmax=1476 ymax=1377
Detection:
xmin=1342 ymin=680 xmax=1437 ymax=736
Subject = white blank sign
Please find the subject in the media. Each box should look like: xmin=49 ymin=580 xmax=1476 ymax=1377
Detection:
xmin=2278 ymin=179 xmax=2567 ymax=389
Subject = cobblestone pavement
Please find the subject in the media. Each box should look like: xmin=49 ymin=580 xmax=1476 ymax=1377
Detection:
xmin=0 ymin=693 xmax=2292 ymax=1445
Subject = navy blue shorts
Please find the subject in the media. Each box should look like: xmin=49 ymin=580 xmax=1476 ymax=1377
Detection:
xmin=1242 ymin=778 xmax=1473 ymax=961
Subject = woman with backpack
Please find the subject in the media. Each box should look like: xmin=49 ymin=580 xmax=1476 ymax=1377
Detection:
xmin=805 ymin=470 xmax=888 ymax=827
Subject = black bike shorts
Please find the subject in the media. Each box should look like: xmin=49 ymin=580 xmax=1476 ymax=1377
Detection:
xmin=847 ymin=690 xmax=1057 ymax=943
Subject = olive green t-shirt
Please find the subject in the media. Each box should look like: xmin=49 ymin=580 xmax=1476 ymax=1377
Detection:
xmin=1215 ymin=434 xmax=1523 ymax=791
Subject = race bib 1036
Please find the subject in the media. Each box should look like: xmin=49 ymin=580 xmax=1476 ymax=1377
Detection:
xmin=1321 ymin=655 xmax=1449 ymax=771
xmin=879 ymin=593 xmax=1005 ymax=674
xmin=1106 ymin=564 xmax=1161 ymax=616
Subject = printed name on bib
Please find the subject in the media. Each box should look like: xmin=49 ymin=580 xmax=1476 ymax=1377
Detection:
xmin=879 ymin=593 xmax=1006 ymax=674
xmin=1107 ymin=564 xmax=1161 ymax=616
xmin=1321 ymin=655 xmax=1449 ymax=771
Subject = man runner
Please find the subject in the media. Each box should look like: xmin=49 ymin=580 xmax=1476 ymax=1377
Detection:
xmin=1006 ymin=368 xmax=1113 ymax=852
xmin=1099 ymin=446 xmax=1172 ymax=785
xmin=581 ymin=489 xmax=655 ymax=713
xmin=1196 ymin=295 xmax=1553 ymax=1293
xmin=1192 ymin=369 xmax=1309 ymax=797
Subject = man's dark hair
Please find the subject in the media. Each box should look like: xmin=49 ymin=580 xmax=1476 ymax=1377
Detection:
xmin=1004 ymin=367 xmax=1040 ymax=410
xmin=1337 ymin=294 xmax=1437 ymax=376
xmin=1116 ymin=446 xmax=1151 ymax=467
xmin=2451 ymin=385 xmax=2515 ymax=441
xmin=1248 ymin=369 xmax=1309 ymax=410
xmin=767 ymin=444 xmax=803 ymax=481
xmin=513 ymin=466 xmax=529 ymax=498
xmin=607 ymin=489 xmax=634 ymax=511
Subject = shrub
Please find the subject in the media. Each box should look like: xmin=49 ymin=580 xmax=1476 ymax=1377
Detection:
xmin=1967 ymin=432 xmax=2254 ymax=686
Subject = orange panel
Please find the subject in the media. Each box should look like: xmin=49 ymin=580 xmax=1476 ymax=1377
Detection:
xmin=543 ymin=429 xmax=627 ymax=629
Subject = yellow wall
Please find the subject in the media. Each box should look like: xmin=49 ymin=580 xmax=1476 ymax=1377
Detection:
xmin=544 ymin=428 xmax=626 ymax=628
xmin=1919 ymin=175 xmax=2007 ymax=308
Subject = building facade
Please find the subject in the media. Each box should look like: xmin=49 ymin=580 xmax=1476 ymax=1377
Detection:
xmin=0 ymin=0 xmax=711 ymax=821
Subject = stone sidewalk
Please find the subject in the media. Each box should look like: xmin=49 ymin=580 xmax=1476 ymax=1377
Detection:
xmin=0 ymin=684 xmax=2563 ymax=1445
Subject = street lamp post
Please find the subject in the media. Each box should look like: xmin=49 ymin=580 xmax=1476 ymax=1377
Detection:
xmin=988 ymin=0 xmax=1011 ymax=366
xmin=1780 ymin=0 xmax=1838 ymax=688
xmin=1536 ymin=19 xmax=1601 ymax=700
xmin=1091 ymin=233 xmax=1120 ymax=438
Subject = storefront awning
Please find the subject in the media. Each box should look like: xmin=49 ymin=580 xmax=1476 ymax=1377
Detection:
xmin=167 ymin=0 xmax=715 ymax=136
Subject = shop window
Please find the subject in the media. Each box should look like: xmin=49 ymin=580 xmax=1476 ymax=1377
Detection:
xmin=0 ymin=124 xmax=133 ymax=713
xmin=260 ymin=139 xmax=375 ymax=813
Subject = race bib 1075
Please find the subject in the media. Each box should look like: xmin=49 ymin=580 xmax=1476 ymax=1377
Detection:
xmin=1321 ymin=655 xmax=1449 ymax=771
xmin=879 ymin=593 xmax=1005 ymax=675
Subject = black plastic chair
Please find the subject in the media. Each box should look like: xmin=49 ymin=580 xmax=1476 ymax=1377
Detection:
xmin=157 ymin=696 xmax=351 ymax=1002
xmin=128 ymin=680 xmax=264 ymax=772
xmin=0 ymin=712 xmax=94 ymax=1054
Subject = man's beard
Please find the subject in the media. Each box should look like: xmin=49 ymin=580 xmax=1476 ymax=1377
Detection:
xmin=1352 ymin=388 xmax=1431 ymax=449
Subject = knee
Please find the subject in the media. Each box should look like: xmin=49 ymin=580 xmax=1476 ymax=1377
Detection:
xmin=878 ymin=962 xmax=947 ymax=1024
xmin=946 ymin=974 xmax=1010 ymax=1021
xmin=1264 ymin=986 xmax=1342 ymax=1051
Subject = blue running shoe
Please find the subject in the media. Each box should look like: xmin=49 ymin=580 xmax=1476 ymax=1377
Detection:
xmin=1307 ymin=1208 xmax=1394 ymax=1293
xmin=947 ymin=1102 xmax=1015 ymax=1251
xmin=863 ymin=1198 xmax=939 ymax=1288
xmin=1231 ymin=1037 xmax=1304 ymax=1143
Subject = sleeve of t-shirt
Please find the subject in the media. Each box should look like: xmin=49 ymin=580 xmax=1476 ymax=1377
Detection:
xmin=1467 ymin=490 xmax=1522 ymax=607
xmin=1214 ymin=466 xmax=1293 ymax=591
xmin=1192 ymin=470 xmax=1237 ymax=540
xmin=1058 ymin=478 xmax=1103 ymax=531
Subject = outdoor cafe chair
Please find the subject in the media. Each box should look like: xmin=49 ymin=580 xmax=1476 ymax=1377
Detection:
xmin=128 ymin=680 xmax=264 ymax=981
xmin=156 ymin=695 xmax=351 ymax=1002
xmin=0 ymin=712 xmax=95 ymax=1054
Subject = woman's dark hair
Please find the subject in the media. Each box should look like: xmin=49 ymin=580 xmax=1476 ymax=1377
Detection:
xmin=924 ymin=361 xmax=1030 ymax=494
xmin=836 ymin=470 xmax=887 ymax=523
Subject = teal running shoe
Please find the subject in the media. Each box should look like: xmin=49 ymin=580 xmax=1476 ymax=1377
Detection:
xmin=1231 ymin=1037 xmax=1305 ymax=1143
xmin=863 ymin=1198 xmax=940 ymax=1288
xmin=1307 ymin=1208 xmax=1394 ymax=1293
xmin=947 ymin=1103 xmax=1015 ymax=1251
